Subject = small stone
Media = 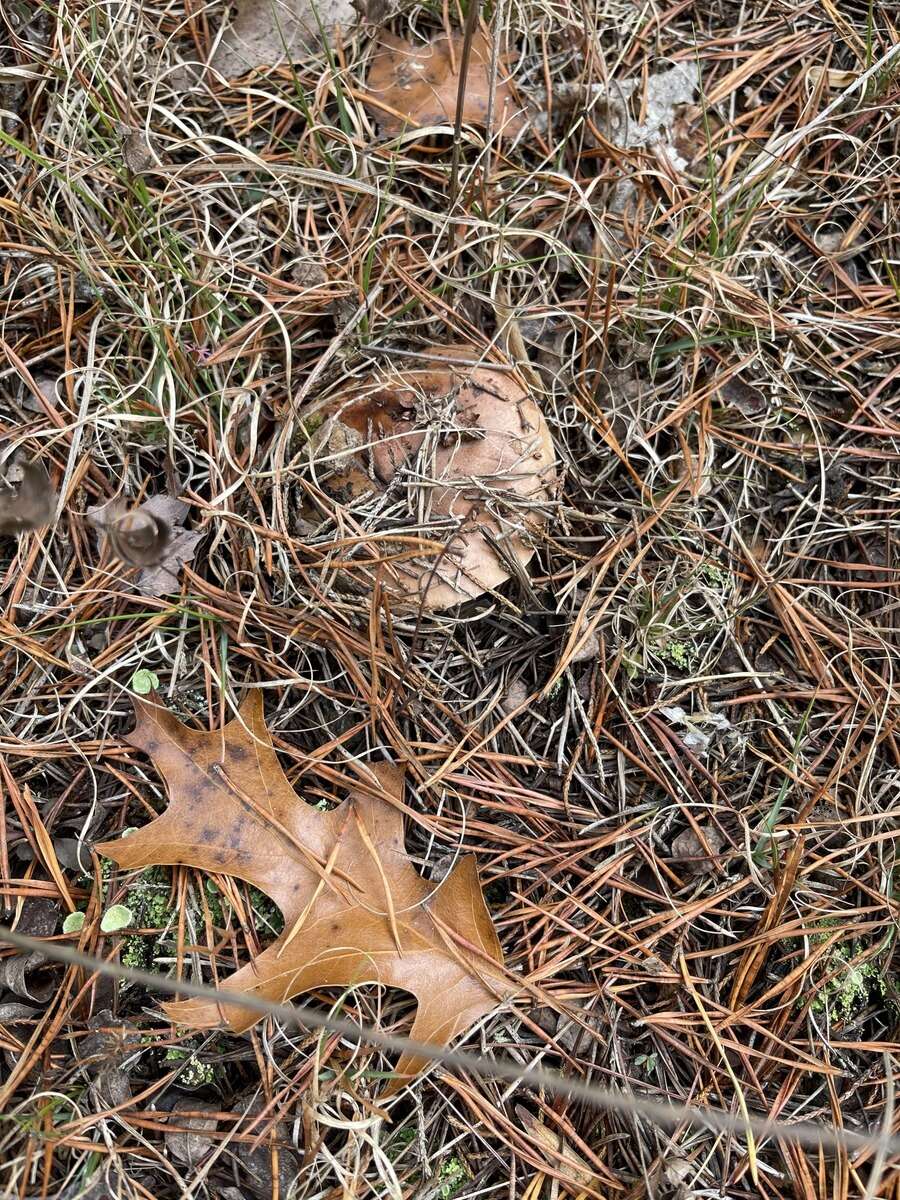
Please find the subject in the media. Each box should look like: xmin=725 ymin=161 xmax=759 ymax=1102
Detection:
xmin=120 ymin=127 xmax=156 ymax=174
xmin=165 ymin=1100 xmax=218 ymax=1166
xmin=570 ymin=628 xmax=599 ymax=664
xmin=499 ymin=678 xmax=528 ymax=714
xmin=665 ymin=1156 xmax=694 ymax=1186
xmin=93 ymin=1064 xmax=132 ymax=1108
xmin=671 ymin=826 xmax=724 ymax=874
xmin=291 ymin=259 xmax=328 ymax=287
xmin=717 ymin=376 xmax=767 ymax=419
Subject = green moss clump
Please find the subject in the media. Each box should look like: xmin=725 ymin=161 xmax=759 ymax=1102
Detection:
xmin=384 ymin=1131 xmax=468 ymax=1198
xmin=117 ymin=866 xmax=173 ymax=983
xmin=204 ymin=878 xmax=226 ymax=926
xmin=249 ymin=885 xmax=284 ymax=935
xmin=203 ymin=880 xmax=284 ymax=935
xmin=121 ymin=936 xmax=150 ymax=969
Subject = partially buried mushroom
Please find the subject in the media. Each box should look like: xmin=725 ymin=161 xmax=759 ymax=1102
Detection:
xmin=365 ymin=29 xmax=526 ymax=136
xmin=310 ymin=351 xmax=556 ymax=611
xmin=0 ymin=453 xmax=55 ymax=535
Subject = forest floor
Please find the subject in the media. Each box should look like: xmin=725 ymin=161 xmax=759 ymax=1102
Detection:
xmin=1 ymin=0 xmax=900 ymax=1197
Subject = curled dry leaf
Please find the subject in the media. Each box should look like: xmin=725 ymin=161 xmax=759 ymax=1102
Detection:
xmin=87 ymin=494 xmax=201 ymax=597
xmin=230 ymin=1095 xmax=301 ymax=1196
xmin=0 ymin=1002 xmax=37 ymax=1023
xmin=0 ymin=453 xmax=55 ymax=535
xmin=312 ymin=350 xmax=556 ymax=610
xmin=96 ymin=693 xmax=510 ymax=1093
xmin=211 ymin=0 xmax=356 ymax=79
xmin=365 ymin=29 xmax=526 ymax=135
xmin=0 ymin=898 xmax=59 ymax=1002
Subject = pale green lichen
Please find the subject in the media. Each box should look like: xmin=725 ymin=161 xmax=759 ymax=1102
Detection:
xmin=810 ymin=942 xmax=883 ymax=1020
xmin=701 ymin=560 xmax=727 ymax=587
xmin=663 ymin=639 xmax=693 ymax=670
xmin=437 ymin=1157 xmax=468 ymax=1198
xmin=805 ymin=922 xmax=888 ymax=1021
xmin=164 ymin=1046 xmax=217 ymax=1087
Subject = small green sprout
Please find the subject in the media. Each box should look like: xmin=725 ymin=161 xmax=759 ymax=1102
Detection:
xmin=130 ymin=668 xmax=159 ymax=695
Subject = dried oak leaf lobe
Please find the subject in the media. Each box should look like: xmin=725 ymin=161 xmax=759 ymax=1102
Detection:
xmin=211 ymin=0 xmax=356 ymax=78
xmin=97 ymin=694 xmax=508 ymax=1088
xmin=365 ymin=30 xmax=526 ymax=135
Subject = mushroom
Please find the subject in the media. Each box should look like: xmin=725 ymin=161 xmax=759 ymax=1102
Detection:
xmin=0 ymin=453 xmax=55 ymax=535
xmin=311 ymin=350 xmax=556 ymax=611
xmin=87 ymin=495 xmax=201 ymax=596
xmin=365 ymin=30 xmax=526 ymax=136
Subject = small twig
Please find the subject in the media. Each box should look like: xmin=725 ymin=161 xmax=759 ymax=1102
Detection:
xmin=1 ymin=926 xmax=899 ymax=1157
xmin=447 ymin=0 xmax=481 ymax=213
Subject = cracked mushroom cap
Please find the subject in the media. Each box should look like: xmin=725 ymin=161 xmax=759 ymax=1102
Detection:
xmin=365 ymin=30 xmax=526 ymax=136
xmin=312 ymin=352 xmax=556 ymax=611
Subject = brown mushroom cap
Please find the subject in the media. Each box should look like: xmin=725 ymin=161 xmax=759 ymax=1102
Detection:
xmin=312 ymin=352 xmax=556 ymax=611
xmin=365 ymin=30 xmax=526 ymax=137
xmin=0 ymin=455 xmax=55 ymax=535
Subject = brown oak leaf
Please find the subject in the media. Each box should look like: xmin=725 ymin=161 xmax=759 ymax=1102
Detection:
xmin=97 ymin=693 xmax=509 ymax=1090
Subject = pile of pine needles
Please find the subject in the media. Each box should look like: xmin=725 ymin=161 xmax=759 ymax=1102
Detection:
xmin=2 ymin=0 xmax=900 ymax=1196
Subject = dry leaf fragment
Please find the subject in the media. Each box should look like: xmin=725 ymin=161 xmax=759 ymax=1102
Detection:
xmin=660 ymin=706 xmax=733 ymax=756
xmin=313 ymin=350 xmax=556 ymax=609
xmin=87 ymin=495 xmax=201 ymax=597
xmin=514 ymin=1105 xmax=600 ymax=1190
xmin=211 ymin=0 xmax=356 ymax=79
xmin=97 ymin=693 xmax=510 ymax=1092
xmin=365 ymin=30 xmax=526 ymax=135
xmin=0 ymin=453 xmax=55 ymax=535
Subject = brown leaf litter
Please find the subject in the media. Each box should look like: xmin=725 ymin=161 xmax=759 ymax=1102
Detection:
xmin=210 ymin=0 xmax=357 ymax=79
xmin=97 ymin=692 xmax=511 ymax=1092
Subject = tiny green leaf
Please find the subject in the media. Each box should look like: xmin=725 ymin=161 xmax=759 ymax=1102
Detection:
xmin=62 ymin=911 xmax=85 ymax=934
xmin=131 ymin=668 xmax=159 ymax=695
xmin=100 ymin=904 xmax=133 ymax=933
